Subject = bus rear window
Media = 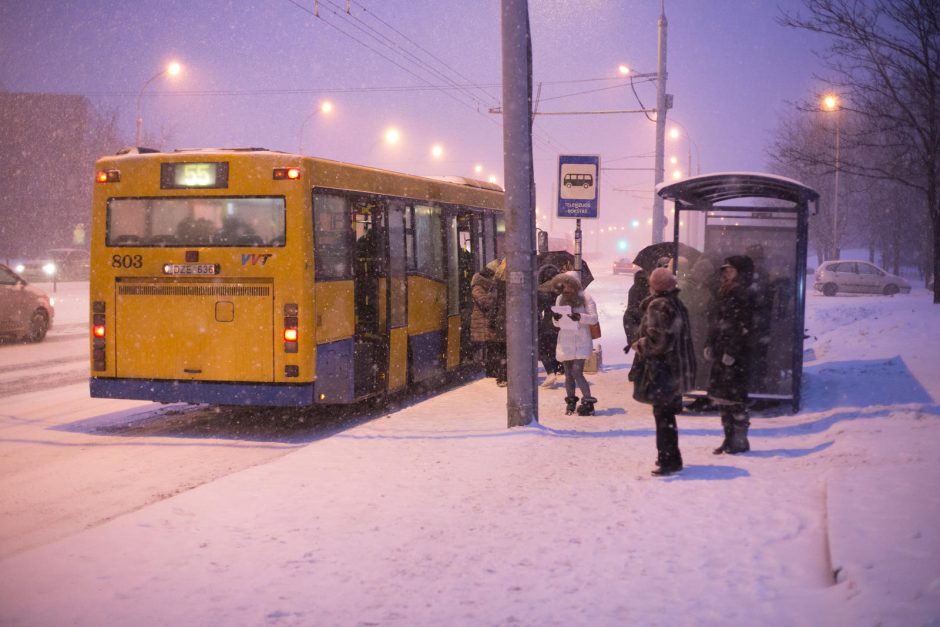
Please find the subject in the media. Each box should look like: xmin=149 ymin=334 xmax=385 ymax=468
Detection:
xmin=107 ymin=197 xmax=286 ymax=247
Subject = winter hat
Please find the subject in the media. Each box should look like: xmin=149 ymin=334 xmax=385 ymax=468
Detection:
xmin=720 ymin=255 xmax=754 ymax=284
xmin=553 ymin=272 xmax=582 ymax=293
xmin=649 ymin=267 xmax=677 ymax=293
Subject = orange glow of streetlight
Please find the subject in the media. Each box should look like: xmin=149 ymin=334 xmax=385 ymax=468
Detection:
xmin=384 ymin=127 xmax=400 ymax=145
xmin=474 ymin=164 xmax=483 ymax=175
xmin=669 ymin=127 xmax=680 ymax=140
xmin=167 ymin=61 xmax=182 ymax=76
xmin=430 ymin=144 xmax=444 ymax=159
xmin=320 ymin=100 xmax=333 ymax=114
xmin=822 ymin=94 xmax=839 ymax=111
xmin=618 ymin=64 xmax=630 ymax=76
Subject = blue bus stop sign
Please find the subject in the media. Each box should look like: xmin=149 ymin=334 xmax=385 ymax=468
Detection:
xmin=557 ymin=154 xmax=600 ymax=219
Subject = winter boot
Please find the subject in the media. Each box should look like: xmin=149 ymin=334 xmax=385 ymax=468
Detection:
xmin=727 ymin=412 xmax=750 ymax=454
xmin=713 ymin=414 xmax=733 ymax=455
xmin=651 ymin=451 xmax=683 ymax=476
xmin=576 ymin=396 xmax=597 ymax=416
xmin=564 ymin=396 xmax=579 ymax=415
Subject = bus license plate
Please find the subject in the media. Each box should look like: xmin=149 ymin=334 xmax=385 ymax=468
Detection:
xmin=165 ymin=263 xmax=219 ymax=275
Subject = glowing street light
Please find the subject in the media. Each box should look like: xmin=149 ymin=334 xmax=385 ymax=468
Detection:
xmin=298 ymin=100 xmax=335 ymax=154
xmin=384 ymin=127 xmax=401 ymax=145
xmin=822 ymin=93 xmax=842 ymax=258
xmin=618 ymin=64 xmax=630 ymax=76
xmin=135 ymin=61 xmax=182 ymax=146
xmin=430 ymin=144 xmax=444 ymax=159
xmin=474 ymin=164 xmax=484 ymax=175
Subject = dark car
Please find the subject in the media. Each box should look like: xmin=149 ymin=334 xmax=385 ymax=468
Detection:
xmin=13 ymin=248 xmax=90 ymax=282
xmin=612 ymin=258 xmax=639 ymax=275
xmin=0 ymin=264 xmax=55 ymax=342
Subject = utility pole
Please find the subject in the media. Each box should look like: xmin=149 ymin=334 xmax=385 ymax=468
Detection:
xmin=651 ymin=2 xmax=668 ymax=244
xmin=501 ymin=0 xmax=538 ymax=428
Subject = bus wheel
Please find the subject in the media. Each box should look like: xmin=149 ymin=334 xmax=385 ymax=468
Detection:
xmin=822 ymin=283 xmax=838 ymax=297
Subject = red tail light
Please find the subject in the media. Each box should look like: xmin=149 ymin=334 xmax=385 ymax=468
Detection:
xmin=92 ymin=302 xmax=107 ymax=370
xmin=283 ymin=303 xmax=298 ymax=353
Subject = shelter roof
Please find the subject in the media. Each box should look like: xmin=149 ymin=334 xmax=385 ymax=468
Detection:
xmin=656 ymin=172 xmax=819 ymax=209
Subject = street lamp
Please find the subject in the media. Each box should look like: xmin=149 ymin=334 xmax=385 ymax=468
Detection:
xmin=384 ymin=127 xmax=401 ymax=145
xmin=668 ymin=120 xmax=700 ymax=176
xmin=298 ymin=100 xmax=334 ymax=154
xmin=822 ymin=93 xmax=841 ymax=259
xmin=430 ymin=144 xmax=444 ymax=159
xmin=135 ymin=61 xmax=182 ymax=146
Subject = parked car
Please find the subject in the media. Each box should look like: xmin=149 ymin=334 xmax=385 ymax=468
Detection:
xmin=814 ymin=260 xmax=911 ymax=296
xmin=0 ymin=264 xmax=54 ymax=342
xmin=13 ymin=248 xmax=90 ymax=282
xmin=612 ymin=257 xmax=640 ymax=275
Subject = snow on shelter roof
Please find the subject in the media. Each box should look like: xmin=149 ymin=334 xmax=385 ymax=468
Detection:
xmin=656 ymin=172 xmax=819 ymax=210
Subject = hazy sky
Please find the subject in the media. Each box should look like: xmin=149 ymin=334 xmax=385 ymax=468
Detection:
xmin=0 ymin=0 xmax=830 ymax=254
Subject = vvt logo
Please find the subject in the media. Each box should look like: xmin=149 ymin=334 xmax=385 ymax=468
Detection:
xmin=241 ymin=254 xmax=273 ymax=266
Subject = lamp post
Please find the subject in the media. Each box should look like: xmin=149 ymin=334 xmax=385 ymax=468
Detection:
xmin=668 ymin=121 xmax=700 ymax=177
xmin=135 ymin=61 xmax=181 ymax=146
xmin=298 ymin=100 xmax=333 ymax=154
xmin=822 ymin=94 xmax=841 ymax=260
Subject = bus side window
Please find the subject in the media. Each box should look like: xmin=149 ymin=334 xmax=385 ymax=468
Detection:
xmin=313 ymin=192 xmax=353 ymax=280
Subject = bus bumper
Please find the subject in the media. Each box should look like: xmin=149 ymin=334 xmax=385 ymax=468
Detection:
xmin=90 ymin=377 xmax=316 ymax=407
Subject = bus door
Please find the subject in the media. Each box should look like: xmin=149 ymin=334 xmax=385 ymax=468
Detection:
xmin=456 ymin=213 xmax=477 ymax=363
xmin=352 ymin=198 xmax=389 ymax=399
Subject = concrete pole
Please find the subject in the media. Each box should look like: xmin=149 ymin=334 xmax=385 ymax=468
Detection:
xmin=651 ymin=3 xmax=668 ymax=244
xmin=501 ymin=0 xmax=538 ymax=427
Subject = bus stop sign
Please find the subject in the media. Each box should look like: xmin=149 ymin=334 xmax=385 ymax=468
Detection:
xmin=557 ymin=154 xmax=600 ymax=219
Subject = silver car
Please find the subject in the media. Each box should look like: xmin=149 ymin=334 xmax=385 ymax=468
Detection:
xmin=814 ymin=260 xmax=911 ymax=296
xmin=0 ymin=264 xmax=55 ymax=342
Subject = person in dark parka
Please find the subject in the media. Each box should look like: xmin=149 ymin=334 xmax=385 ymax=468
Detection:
xmin=705 ymin=255 xmax=755 ymax=454
xmin=536 ymin=264 xmax=565 ymax=387
xmin=470 ymin=261 xmax=504 ymax=385
xmin=623 ymin=269 xmax=649 ymax=353
xmin=631 ymin=267 xmax=697 ymax=476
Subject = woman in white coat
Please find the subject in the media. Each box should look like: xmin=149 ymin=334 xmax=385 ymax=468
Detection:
xmin=552 ymin=272 xmax=599 ymax=415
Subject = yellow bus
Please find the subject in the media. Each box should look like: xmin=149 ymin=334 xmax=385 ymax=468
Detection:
xmin=90 ymin=148 xmax=504 ymax=406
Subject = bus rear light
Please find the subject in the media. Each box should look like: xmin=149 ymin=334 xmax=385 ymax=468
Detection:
xmin=96 ymin=169 xmax=120 ymax=183
xmin=273 ymin=167 xmax=301 ymax=180
xmin=283 ymin=304 xmax=298 ymax=353
xmin=92 ymin=301 xmax=106 ymax=371
xmin=92 ymin=313 xmax=106 ymax=338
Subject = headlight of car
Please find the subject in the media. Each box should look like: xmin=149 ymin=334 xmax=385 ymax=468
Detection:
xmin=42 ymin=262 xmax=57 ymax=276
xmin=14 ymin=263 xmax=25 ymax=273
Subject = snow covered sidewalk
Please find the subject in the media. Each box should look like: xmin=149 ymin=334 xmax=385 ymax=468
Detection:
xmin=1 ymin=287 xmax=938 ymax=626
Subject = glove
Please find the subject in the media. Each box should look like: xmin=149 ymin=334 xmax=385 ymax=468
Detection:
xmin=721 ymin=353 xmax=736 ymax=366
xmin=704 ymin=346 xmax=713 ymax=361
xmin=552 ymin=312 xmax=562 ymax=321
xmin=568 ymin=312 xmax=581 ymax=321
xmin=623 ymin=345 xmax=631 ymax=355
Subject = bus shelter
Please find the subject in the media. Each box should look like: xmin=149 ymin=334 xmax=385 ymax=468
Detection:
xmin=656 ymin=173 xmax=819 ymax=413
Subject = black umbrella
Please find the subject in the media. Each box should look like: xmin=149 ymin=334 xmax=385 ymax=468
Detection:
xmin=536 ymin=250 xmax=594 ymax=288
xmin=632 ymin=241 xmax=702 ymax=274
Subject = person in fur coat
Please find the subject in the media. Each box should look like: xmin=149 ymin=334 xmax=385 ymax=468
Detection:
xmin=631 ymin=267 xmax=696 ymax=476
xmin=551 ymin=272 xmax=599 ymax=415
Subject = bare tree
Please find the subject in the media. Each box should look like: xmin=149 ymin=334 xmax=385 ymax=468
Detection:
xmin=779 ymin=0 xmax=940 ymax=302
